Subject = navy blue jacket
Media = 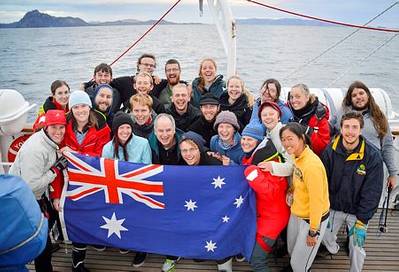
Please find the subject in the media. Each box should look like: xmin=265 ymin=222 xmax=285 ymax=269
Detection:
xmin=321 ymin=135 xmax=383 ymax=224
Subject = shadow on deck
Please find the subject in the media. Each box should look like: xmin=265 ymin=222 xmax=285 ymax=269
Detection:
xmin=28 ymin=210 xmax=399 ymax=271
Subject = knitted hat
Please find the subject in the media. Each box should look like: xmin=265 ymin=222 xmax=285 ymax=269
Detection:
xmin=258 ymin=101 xmax=281 ymax=120
xmin=242 ymin=122 xmax=264 ymax=142
xmin=44 ymin=110 xmax=66 ymax=126
xmin=213 ymin=111 xmax=240 ymax=131
xmin=69 ymin=90 xmax=92 ymax=109
xmin=94 ymin=84 xmax=113 ymax=98
xmin=200 ymin=93 xmax=220 ymax=106
xmin=112 ymin=112 xmax=134 ymax=134
xmin=179 ymin=131 xmax=206 ymax=153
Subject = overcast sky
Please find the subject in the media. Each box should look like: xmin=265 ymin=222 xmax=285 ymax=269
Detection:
xmin=0 ymin=0 xmax=398 ymax=28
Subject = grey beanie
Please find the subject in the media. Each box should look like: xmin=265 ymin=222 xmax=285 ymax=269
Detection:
xmin=213 ymin=110 xmax=240 ymax=131
xmin=69 ymin=90 xmax=92 ymax=109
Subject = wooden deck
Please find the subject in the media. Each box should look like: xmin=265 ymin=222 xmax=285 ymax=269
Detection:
xmin=28 ymin=209 xmax=399 ymax=272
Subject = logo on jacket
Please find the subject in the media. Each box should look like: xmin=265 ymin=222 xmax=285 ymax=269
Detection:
xmin=293 ymin=166 xmax=304 ymax=182
xmin=356 ymin=164 xmax=366 ymax=176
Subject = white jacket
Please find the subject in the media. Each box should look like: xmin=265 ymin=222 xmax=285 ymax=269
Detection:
xmin=255 ymin=122 xmax=294 ymax=177
xmin=9 ymin=129 xmax=58 ymax=199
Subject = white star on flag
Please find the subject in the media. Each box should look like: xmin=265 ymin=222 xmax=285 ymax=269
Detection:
xmin=184 ymin=199 xmax=198 ymax=211
xmin=234 ymin=195 xmax=244 ymax=208
xmin=100 ymin=212 xmax=128 ymax=239
xmin=222 ymin=215 xmax=230 ymax=223
xmin=211 ymin=176 xmax=226 ymax=189
xmin=205 ymin=240 xmax=217 ymax=252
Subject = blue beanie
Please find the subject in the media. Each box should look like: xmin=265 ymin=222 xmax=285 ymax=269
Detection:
xmin=69 ymin=90 xmax=92 ymax=109
xmin=94 ymin=83 xmax=113 ymax=98
xmin=179 ymin=131 xmax=206 ymax=153
xmin=242 ymin=122 xmax=264 ymax=142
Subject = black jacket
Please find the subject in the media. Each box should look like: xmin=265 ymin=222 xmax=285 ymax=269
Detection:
xmin=188 ymin=116 xmax=217 ymax=148
xmin=166 ymin=104 xmax=200 ymax=132
xmin=321 ymin=135 xmax=384 ymax=224
xmin=219 ymin=92 xmax=252 ymax=131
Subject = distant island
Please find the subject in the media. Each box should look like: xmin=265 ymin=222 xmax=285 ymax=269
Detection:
xmin=0 ymin=10 xmax=331 ymax=28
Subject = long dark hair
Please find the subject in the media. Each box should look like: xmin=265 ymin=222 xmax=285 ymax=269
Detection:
xmin=343 ymin=81 xmax=388 ymax=138
xmin=112 ymin=134 xmax=132 ymax=161
xmin=279 ymin=122 xmax=311 ymax=146
xmin=50 ymin=80 xmax=69 ymax=95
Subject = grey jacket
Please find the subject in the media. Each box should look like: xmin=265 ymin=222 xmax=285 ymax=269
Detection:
xmin=9 ymin=129 xmax=58 ymax=199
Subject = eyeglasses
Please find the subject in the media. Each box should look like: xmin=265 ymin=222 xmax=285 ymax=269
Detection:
xmin=141 ymin=63 xmax=156 ymax=68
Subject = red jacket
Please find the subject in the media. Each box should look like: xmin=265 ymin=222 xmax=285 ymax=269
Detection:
xmin=63 ymin=118 xmax=110 ymax=157
xmin=244 ymin=165 xmax=290 ymax=252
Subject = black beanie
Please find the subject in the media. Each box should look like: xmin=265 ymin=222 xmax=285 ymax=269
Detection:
xmin=112 ymin=112 xmax=134 ymax=134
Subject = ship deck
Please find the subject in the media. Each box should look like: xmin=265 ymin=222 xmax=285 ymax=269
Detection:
xmin=27 ymin=209 xmax=399 ymax=272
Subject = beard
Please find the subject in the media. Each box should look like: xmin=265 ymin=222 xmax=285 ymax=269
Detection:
xmin=351 ymin=101 xmax=368 ymax=111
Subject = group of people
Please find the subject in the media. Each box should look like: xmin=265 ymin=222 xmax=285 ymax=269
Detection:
xmin=9 ymin=53 xmax=398 ymax=272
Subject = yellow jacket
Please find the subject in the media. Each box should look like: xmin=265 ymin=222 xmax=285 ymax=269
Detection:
xmin=291 ymin=146 xmax=330 ymax=230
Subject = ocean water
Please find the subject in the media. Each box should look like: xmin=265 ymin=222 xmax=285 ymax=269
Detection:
xmin=0 ymin=24 xmax=398 ymax=121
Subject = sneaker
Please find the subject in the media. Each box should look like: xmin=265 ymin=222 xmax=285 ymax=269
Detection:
xmin=217 ymin=258 xmax=232 ymax=272
xmin=119 ymin=248 xmax=130 ymax=254
xmin=132 ymin=252 xmax=147 ymax=268
xmin=162 ymin=257 xmax=181 ymax=272
xmin=92 ymin=245 xmax=106 ymax=252
xmin=235 ymin=254 xmax=245 ymax=262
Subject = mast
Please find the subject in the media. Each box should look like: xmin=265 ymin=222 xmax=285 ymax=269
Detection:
xmin=206 ymin=0 xmax=237 ymax=77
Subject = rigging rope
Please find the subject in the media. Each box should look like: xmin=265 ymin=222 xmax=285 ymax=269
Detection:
xmin=109 ymin=0 xmax=182 ymax=66
xmin=283 ymin=1 xmax=399 ymax=81
xmin=246 ymin=0 xmax=399 ymax=33
xmin=328 ymin=33 xmax=399 ymax=87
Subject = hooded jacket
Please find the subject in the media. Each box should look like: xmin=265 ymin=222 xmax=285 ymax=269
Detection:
xmin=210 ymin=132 xmax=244 ymax=164
xmin=321 ymin=135 xmax=383 ymax=224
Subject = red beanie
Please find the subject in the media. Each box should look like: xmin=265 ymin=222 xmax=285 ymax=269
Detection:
xmin=258 ymin=101 xmax=281 ymax=120
xmin=45 ymin=110 xmax=66 ymax=126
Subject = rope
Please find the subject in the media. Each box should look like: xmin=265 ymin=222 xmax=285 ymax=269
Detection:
xmin=109 ymin=0 xmax=182 ymax=66
xmin=246 ymin=0 xmax=399 ymax=33
xmin=328 ymin=33 xmax=399 ymax=87
xmin=283 ymin=1 xmax=399 ymax=80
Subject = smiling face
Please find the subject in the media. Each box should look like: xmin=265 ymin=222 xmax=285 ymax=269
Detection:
xmin=131 ymin=102 xmax=151 ymax=126
xmin=227 ymin=78 xmax=243 ymax=102
xmin=341 ymin=118 xmax=361 ymax=147
xmin=134 ymin=74 xmax=153 ymax=95
xmin=53 ymin=84 xmax=70 ymax=107
xmin=94 ymin=70 xmax=112 ymax=85
xmin=95 ymin=87 xmax=113 ymax=112
xmin=165 ymin=63 xmax=181 ymax=86
xmin=200 ymin=60 xmax=217 ymax=84
xmin=261 ymin=82 xmax=278 ymax=103
xmin=280 ymin=129 xmax=304 ymax=157
xmin=260 ymin=106 xmax=280 ymax=130
xmin=180 ymin=140 xmax=201 ymax=166
xmin=240 ymin=136 xmax=258 ymax=153
xmin=46 ymin=124 xmax=65 ymax=144
xmin=200 ymin=104 xmax=219 ymax=122
xmin=71 ymin=104 xmax=90 ymax=125
xmin=289 ymin=86 xmax=309 ymax=110
xmin=217 ymin=123 xmax=235 ymax=143
xmin=172 ymin=85 xmax=190 ymax=113
xmin=155 ymin=116 xmax=175 ymax=149
xmin=117 ymin=124 xmax=132 ymax=145
xmin=350 ymin=88 xmax=369 ymax=110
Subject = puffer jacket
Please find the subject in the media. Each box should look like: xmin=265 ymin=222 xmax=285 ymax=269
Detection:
xmin=9 ymin=129 xmax=58 ymax=199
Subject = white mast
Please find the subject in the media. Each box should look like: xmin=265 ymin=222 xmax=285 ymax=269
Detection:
xmin=205 ymin=0 xmax=237 ymax=77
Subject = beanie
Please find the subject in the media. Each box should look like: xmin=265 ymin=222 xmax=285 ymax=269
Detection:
xmin=112 ymin=111 xmax=134 ymax=134
xmin=69 ymin=90 xmax=92 ymax=109
xmin=258 ymin=101 xmax=281 ymax=120
xmin=242 ymin=122 xmax=264 ymax=142
xmin=45 ymin=110 xmax=66 ymax=126
xmin=213 ymin=111 xmax=240 ymax=131
xmin=179 ymin=131 xmax=206 ymax=153
xmin=94 ymin=84 xmax=113 ymax=98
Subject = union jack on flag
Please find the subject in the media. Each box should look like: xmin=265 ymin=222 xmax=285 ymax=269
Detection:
xmin=64 ymin=152 xmax=165 ymax=209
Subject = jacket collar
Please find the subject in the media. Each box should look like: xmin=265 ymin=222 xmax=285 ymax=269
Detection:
xmin=332 ymin=135 xmax=365 ymax=161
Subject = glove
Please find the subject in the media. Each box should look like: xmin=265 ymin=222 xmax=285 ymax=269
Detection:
xmin=51 ymin=156 xmax=68 ymax=173
xmin=348 ymin=220 xmax=367 ymax=247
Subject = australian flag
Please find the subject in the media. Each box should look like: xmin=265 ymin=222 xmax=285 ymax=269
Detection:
xmin=60 ymin=152 xmax=256 ymax=260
